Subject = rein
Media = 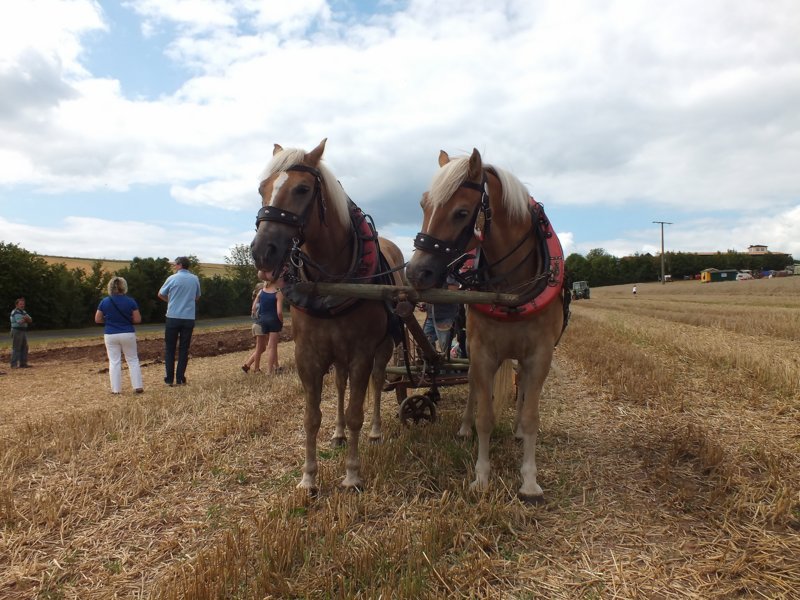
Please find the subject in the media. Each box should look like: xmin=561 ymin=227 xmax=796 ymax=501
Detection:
xmin=286 ymin=210 xmax=406 ymax=283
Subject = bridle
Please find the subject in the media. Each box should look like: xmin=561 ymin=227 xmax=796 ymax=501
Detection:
xmin=413 ymin=171 xmax=555 ymax=293
xmin=253 ymin=163 xmax=403 ymax=285
xmin=254 ymin=164 xmax=327 ymax=244
xmin=412 ymin=174 xmax=492 ymax=263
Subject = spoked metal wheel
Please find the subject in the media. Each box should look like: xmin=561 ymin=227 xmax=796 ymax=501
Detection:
xmin=398 ymin=394 xmax=437 ymax=426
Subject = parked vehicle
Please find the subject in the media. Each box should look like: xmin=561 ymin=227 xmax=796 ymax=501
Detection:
xmin=736 ymin=272 xmax=754 ymax=281
xmin=572 ymin=281 xmax=590 ymax=300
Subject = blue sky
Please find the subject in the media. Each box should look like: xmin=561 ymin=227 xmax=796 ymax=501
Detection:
xmin=1 ymin=0 xmax=799 ymax=263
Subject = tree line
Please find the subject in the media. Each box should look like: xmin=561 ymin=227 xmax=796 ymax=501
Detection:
xmin=4 ymin=240 xmax=795 ymax=330
xmin=1 ymin=242 xmax=258 ymax=331
xmin=565 ymin=248 xmax=795 ymax=288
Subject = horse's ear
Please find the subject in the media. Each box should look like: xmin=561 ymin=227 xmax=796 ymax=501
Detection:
xmin=438 ymin=150 xmax=450 ymax=167
xmin=273 ymin=144 xmax=283 ymax=156
xmin=305 ymin=138 xmax=327 ymax=166
xmin=467 ymin=148 xmax=483 ymax=181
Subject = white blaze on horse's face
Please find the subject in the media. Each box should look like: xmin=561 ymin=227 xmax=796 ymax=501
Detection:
xmin=269 ymin=172 xmax=288 ymax=206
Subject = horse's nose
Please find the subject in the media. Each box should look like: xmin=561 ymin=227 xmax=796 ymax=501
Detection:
xmin=406 ymin=259 xmax=437 ymax=290
xmin=251 ymin=236 xmax=279 ymax=271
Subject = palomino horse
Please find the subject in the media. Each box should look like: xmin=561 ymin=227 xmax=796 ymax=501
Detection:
xmin=406 ymin=148 xmax=568 ymax=503
xmin=251 ymin=139 xmax=404 ymax=493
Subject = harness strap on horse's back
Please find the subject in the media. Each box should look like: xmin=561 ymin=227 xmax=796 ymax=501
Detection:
xmin=282 ymin=200 xmax=389 ymax=319
xmin=469 ymin=198 xmax=566 ymax=322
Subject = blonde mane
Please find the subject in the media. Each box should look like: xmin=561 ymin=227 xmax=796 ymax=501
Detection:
xmin=259 ymin=148 xmax=351 ymax=229
xmin=428 ymin=156 xmax=531 ymax=222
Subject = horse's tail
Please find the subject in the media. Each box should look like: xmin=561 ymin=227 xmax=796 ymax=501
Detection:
xmin=492 ymin=359 xmax=516 ymax=417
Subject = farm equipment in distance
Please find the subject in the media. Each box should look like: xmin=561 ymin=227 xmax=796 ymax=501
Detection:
xmin=571 ymin=281 xmax=590 ymax=300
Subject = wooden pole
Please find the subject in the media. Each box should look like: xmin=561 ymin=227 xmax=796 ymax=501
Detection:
xmin=290 ymin=281 xmax=522 ymax=305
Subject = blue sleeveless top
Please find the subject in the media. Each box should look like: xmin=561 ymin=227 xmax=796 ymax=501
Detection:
xmin=257 ymin=290 xmax=280 ymax=322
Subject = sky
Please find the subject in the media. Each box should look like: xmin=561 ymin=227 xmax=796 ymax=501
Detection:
xmin=1 ymin=0 xmax=799 ymax=265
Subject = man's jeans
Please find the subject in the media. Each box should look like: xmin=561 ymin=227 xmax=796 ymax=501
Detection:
xmin=10 ymin=329 xmax=28 ymax=367
xmin=164 ymin=318 xmax=194 ymax=384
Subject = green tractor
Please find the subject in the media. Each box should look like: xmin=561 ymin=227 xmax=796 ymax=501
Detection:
xmin=571 ymin=281 xmax=590 ymax=300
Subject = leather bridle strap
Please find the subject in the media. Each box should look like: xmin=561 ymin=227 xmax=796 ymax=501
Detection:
xmin=254 ymin=164 xmax=325 ymax=239
xmin=413 ymin=175 xmax=491 ymax=257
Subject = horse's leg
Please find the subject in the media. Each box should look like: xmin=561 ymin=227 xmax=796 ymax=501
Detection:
xmin=458 ymin=355 xmax=478 ymax=437
xmin=297 ymin=368 xmax=325 ymax=494
xmin=468 ymin=352 xmax=500 ymax=492
xmin=367 ymin=336 xmax=393 ymax=442
xmin=516 ymin=350 xmax=554 ymax=503
xmin=341 ymin=357 xmax=372 ymax=489
xmin=514 ymin=384 xmax=524 ymax=440
xmin=331 ymin=364 xmax=348 ymax=447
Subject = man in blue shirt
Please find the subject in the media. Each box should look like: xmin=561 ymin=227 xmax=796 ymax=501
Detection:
xmin=158 ymin=256 xmax=201 ymax=385
xmin=9 ymin=297 xmax=33 ymax=368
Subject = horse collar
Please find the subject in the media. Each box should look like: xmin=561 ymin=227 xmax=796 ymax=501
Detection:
xmin=470 ymin=198 xmax=566 ymax=322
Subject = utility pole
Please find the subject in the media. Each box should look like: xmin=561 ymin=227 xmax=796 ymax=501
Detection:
xmin=652 ymin=221 xmax=673 ymax=284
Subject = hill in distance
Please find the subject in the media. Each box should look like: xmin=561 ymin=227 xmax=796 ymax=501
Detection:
xmin=40 ymin=255 xmax=231 ymax=278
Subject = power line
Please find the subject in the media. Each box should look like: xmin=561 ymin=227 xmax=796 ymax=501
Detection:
xmin=653 ymin=221 xmax=673 ymax=284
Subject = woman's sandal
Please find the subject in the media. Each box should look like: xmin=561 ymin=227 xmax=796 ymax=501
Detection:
xmin=241 ymin=365 xmax=250 ymax=373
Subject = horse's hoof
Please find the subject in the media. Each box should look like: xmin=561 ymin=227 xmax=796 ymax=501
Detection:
xmin=340 ymin=482 xmax=364 ymax=494
xmin=368 ymin=435 xmax=382 ymax=444
xmin=331 ymin=436 xmax=347 ymax=448
xmin=518 ymin=492 xmax=545 ymax=505
xmin=296 ymin=483 xmax=319 ymax=498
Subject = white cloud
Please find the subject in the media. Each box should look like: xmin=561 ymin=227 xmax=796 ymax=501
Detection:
xmin=0 ymin=0 xmax=105 ymax=75
xmin=0 ymin=216 xmax=241 ymax=263
xmin=574 ymin=204 xmax=800 ymax=259
xmin=1 ymin=0 xmax=799 ymax=261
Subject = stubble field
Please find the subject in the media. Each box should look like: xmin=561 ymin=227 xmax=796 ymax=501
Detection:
xmin=0 ymin=278 xmax=798 ymax=599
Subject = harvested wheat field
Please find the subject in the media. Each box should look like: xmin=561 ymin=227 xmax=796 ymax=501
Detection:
xmin=1 ymin=279 xmax=799 ymax=599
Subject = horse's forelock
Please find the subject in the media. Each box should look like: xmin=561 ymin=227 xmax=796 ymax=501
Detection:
xmin=428 ymin=157 xmax=530 ymax=221
xmin=258 ymin=147 xmax=350 ymax=228
xmin=428 ymin=157 xmax=470 ymax=209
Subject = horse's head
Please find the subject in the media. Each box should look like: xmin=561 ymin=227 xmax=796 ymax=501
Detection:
xmin=250 ymin=139 xmax=330 ymax=281
xmin=406 ymin=148 xmax=489 ymax=289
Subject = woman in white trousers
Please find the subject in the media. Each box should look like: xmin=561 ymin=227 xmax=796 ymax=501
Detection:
xmin=95 ymin=277 xmax=144 ymax=394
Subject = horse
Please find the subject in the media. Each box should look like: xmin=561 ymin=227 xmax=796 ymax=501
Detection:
xmin=406 ymin=148 xmax=569 ymax=503
xmin=250 ymin=139 xmax=405 ymax=493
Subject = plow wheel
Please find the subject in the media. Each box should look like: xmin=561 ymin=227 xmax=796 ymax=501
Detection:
xmin=398 ymin=394 xmax=437 ymax=426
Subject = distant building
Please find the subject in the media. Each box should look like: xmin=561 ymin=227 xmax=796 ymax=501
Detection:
xmin=675 ymin=245 xmax=780 ymax=257
xmin=700 ymin=268 xmax=738 ymax=283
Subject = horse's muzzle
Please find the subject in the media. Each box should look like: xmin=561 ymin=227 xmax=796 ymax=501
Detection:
xmin=251 ymin=232 xmax=288 ymax=280
xmin=406 ymin=251 xmax=447 ymax=290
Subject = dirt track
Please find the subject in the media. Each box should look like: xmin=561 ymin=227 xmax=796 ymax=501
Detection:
xmin=1 ymin=326 xmax=293 ymax=365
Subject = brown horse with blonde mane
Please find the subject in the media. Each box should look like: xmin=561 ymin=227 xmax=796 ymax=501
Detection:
xmin=251 ymin=139 xmax=404 ymax=494
xmin=406 ymin=148 xmax=568 ymax=503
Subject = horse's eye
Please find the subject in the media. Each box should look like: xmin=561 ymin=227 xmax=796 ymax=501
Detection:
xmin=294 ymin=184 xmax=311 ymax=195
xmin=455 ymin=208 xmax=470 ymax=220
